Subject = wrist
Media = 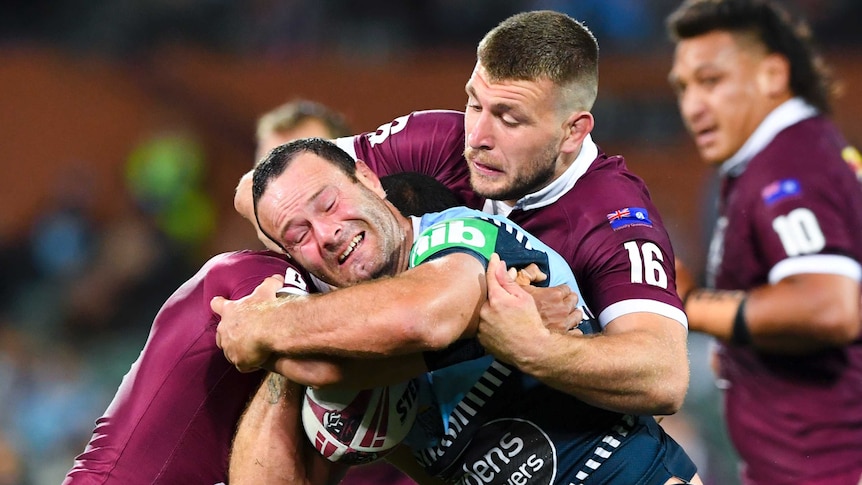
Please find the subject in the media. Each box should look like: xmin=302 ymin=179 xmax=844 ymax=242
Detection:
xmin=680 ymin=288 xmax=697 ymax=311
xmin=730 ymin=296 xmax=751 ymax=345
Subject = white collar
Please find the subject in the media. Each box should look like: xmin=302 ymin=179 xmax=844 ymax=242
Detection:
xmin=721 ymin=97 xmax=819 ymax=177
xmin=483 ymin=135 xmax=599 ymax=216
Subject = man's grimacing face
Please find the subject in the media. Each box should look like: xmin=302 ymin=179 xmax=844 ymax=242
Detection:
xmin=256 ymin=153 xmax=407 ymax=288
xmin=464 ymin=62 xmax=567 ymax=203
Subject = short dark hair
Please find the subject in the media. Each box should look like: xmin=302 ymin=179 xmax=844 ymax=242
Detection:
xmin=380 ymin=172 xmax=461 ymax=217
xmin=478 ymin=10 xmax=599 ymax=111
xmin=252 ymin=138 xmax=358 ymax=248
xmin=667 ymin=0 xmax=834 ymax=113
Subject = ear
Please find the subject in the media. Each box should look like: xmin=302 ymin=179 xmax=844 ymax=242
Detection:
xmin=757 ymin=53 xmax=791 ymax=99
xmin=354 ymin=160 xmax=386 ymax=198
xmin=560 ymin=111 xmax=595 ymax=156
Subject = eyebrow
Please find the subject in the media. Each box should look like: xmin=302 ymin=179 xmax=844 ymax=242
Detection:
xmin=466 ymin=85 xmax=519 ymax=116
xmin=276 ymin=185 xmax=331 ymax=239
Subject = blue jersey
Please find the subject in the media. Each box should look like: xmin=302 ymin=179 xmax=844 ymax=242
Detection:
xmin=407 ymin=208 xmax=695 ymax=484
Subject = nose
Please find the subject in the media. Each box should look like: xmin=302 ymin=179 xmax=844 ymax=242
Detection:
xmin=679 ymin=87 xmax=705 ymax=129
xmin=467 ymin=110 xmax=494 ymax=150
xmin=312 ymin=218 xmax=342 ymax=251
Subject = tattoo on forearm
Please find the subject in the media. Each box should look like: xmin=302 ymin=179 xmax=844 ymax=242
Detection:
xmin=265 ymin=373 xmax=287 ymax=404
xmin=688 ymin=288 xmax=745 ymax=303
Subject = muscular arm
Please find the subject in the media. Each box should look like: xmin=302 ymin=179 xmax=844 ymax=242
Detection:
xmin=214 ymin=253 xmax=487 ymax=371
xmin=229 ymin=373 xmax=345 ymax=485
xmin=478 ymin=254 xmax=688 ymax=415
xmin=231 ymin=373 xmax=448 ymax=485
xmin=267 ymin=353 xmax=428 ymax=389
xmin=683 ymin=272 xmax=860 ymax=354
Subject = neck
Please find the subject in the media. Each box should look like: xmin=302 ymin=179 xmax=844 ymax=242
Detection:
xmin=389 ymin=201 xmax=415 ymax=273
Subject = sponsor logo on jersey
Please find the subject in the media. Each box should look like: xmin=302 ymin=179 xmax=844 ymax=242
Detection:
xmin=606 ymin=207 xmax=652 ymax=230
xmin=761 ymin=178 xmax=801 ymax=206
xmin=456 ymin=419 xmax=556 ymax=485
xmin=410 ymin=218 xmax=498 ymax=267
xmin=415 ymin=360 xmax=512 ymax=471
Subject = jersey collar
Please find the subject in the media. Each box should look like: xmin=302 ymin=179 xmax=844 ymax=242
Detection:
xmin=483 ymin=134 xmax=599 ymax=216
xmin=721 ymin=97 xmax=819 ymax=177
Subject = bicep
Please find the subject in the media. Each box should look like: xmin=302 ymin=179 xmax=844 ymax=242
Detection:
xmin=604 ymin=311 xmax=687 ymax=340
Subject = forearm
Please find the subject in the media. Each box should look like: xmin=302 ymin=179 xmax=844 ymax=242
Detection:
xmin=235 ymin=169 xmax=285 ymax=252
xmin=230 ymin=374 xmax=343 ymax=485
xmin=506 ymin=316 xmax=688 ymax=415
xmin=686 ymin=273 xmax=860 ymax=354
xmin=262 ymin=258 xmax=483 ymax=357
xmin=269 ymin=354 xmax=428 ymax=390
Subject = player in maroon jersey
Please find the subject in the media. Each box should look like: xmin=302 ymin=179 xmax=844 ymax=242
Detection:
xmin=61 ymin=250 xmax=318 ymax=484
xmin=667 ymin=0 xmax=862 ymax=483
xmin=223 ymin=10 xmax=698 ymax=484
xmin=231 ymin=18 xmax=689 ymax=417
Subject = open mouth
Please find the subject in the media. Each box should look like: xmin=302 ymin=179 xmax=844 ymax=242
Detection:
xmin=694 ymin=126 xmax=717 ymax=146
xmin=338 ymin=233 xmax=364 ymax=264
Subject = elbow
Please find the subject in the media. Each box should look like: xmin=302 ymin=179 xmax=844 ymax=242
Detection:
xmin=815 ymin=307 xmax=861 ymax=346
xmin=399 ymin=314 xmax=465 ymax=352
xmin=650 ymin=376 xmax=688 ymax=416
xmin=807 ymin=288 xmax=861 ymax=346
xmin=274 ymin=359 xmax=345 ymax=388
xmin=648 ymin=360 xmax=689 ymax=415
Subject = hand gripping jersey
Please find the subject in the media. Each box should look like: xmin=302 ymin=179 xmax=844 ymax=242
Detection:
xmin=708 ymin=99 xmax=862 ymax=484
xmin=405 ymin=208 xmax=695 ymax=485
xmin=63 ymin=250 xmax=314 ymax=485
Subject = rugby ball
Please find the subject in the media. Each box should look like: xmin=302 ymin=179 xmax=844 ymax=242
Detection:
xmin=301 ymin=379 xmax=420 ymax=464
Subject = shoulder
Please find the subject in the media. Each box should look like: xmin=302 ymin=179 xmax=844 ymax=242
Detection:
xmin=742 ymin=117 xmax=855 ymax=200
xmin=758 ymin=116 xmax=849 ymax=172
xmin=201 ymin=250 xmax=312 ymax=299
xmin=359 ymin=110 xmax=464 ymax=148
xmin=203 ymin=250 xmax=294 ymax=275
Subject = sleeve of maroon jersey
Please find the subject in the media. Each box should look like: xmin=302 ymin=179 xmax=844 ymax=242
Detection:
xmin=745 ymin=157 xmax=862 ymax=270
xmin=336 ymin=110 xmax=480 ymax=207
xmin=558 ymin=173 xmax=684 ymax=326
xmin=202 ymin=251 xmax=314 ymax=301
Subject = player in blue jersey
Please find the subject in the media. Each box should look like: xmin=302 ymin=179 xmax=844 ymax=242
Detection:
xmin=231 ymin=11 xmax=690 ymax=422
xmin=667 ymin=0 xmax=862 ymax=483
xmin=60 ymin=171 xmax=466 ymax=485
xmin=214 ymin=137 xmax=701 ymax=484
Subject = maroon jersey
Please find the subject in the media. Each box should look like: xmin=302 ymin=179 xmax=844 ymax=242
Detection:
xmin=708 ymin=102 xmax=862 ymax=484
xmin=63 ymin=250 xmax=314 ymax=485
xmin=338 ymin=110 xmax=686 ymax=328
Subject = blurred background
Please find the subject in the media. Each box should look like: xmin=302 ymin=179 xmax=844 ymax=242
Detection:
xmin=0 ymin=0 xmax=859 ymax=483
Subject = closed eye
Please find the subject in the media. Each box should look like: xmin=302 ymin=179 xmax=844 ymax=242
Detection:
xmin=283 ymin=226 xmax=309 ymax=249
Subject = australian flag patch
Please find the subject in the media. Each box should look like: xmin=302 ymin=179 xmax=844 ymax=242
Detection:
xmin=607 ymin=207 xmax=652 ymax=230
xmin=761 ymin=178 xmax=801 ymax=205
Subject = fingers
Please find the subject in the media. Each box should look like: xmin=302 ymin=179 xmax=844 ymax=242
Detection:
xmin=519 ymin=263 xmax=548 ymax=284
xmin=487 ymin=253 xmax=525 ymax=299
xmin=211 ymin=296 xmax=226 ymax=315
xmin=255 ymin=274 xmax=286 ymax=297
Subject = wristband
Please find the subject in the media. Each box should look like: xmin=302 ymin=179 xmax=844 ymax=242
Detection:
xmin=730 ymin=297 xmax=751 ymax=345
